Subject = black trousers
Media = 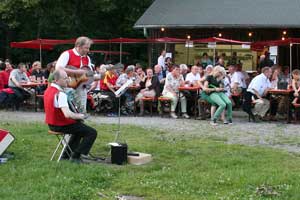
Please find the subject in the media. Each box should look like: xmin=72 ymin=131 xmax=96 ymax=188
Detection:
xmin=49 ymin=122 xmax=97 ymax=156
xmin=242 ymin=91 xmax=254 ymax=115
xmin=101 ymin=90 xmax=118 ymax=112
xmin=10 ymin=87 xmax=31 ymax=109
xmin=101 ymin=90 xmax=126 ymax=112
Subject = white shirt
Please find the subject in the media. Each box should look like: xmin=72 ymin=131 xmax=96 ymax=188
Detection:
xmin=8 ymin=69 xmax=29 ymax=87
xmin=231 ymin=71 xmax=247 ymax=88
xmin=157 ymin=55 xmax=166 ymax=71
xmin=247 ymin=73 xmax=271 ymax=96
xmin=270 ymin=79 xmax=278 ymax=89
xmin=223 ymin=76 xmax=231 ymax=97
xmin=51 ymin=83 xmax=69 ymax=108
xmin=185 ymin=72 xmax=200 ymax=83
xmin=55 ymin=48 xmax=92 ymax=69
xmin=95 ymin=81 xmax=101 ymax=91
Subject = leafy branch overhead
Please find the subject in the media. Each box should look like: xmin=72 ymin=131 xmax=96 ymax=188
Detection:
xmin=0 ymin=0 xmax=153 ymax=62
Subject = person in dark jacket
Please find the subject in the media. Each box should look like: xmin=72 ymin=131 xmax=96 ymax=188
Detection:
xmin=135 ymin=68 xmax=160 ymax=115
xmin=259 ymin=51 xmax=274 ymax=69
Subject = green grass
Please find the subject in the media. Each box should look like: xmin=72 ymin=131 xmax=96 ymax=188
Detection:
xmin=1 ymin=121 xmax=300 ymax=200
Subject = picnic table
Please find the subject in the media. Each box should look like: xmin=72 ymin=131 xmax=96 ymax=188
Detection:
xmin=268 ymin=88 xmax=294 ymax=123
xmin=178 ymin=85 xmax=201 ymax=119
xmin=21 ymin=81 xmax=47 ymax=111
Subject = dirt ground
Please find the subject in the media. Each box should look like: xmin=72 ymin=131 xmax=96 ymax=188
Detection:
xmin=1 ymin=110 xmax=300 ymax=154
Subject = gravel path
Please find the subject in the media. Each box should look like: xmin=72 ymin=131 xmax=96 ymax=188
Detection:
xmin=1 ymin=110 xmax=300 ymax=153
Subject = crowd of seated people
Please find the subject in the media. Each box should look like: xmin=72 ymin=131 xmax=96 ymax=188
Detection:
xmin=0 ymin=59 xmax=54 ymax=109
xmin=1 ymin=50 xmax=299 ymax=125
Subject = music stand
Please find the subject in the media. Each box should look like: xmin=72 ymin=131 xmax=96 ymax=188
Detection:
xmin=113 ymin=79 xmax=133 ymax=142
xmin=104 ymin=79 xmax=133 ymax=164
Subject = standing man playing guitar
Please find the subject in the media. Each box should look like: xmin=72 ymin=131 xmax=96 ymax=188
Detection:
xmin=56 ymin=36 xmax=93 ymax=113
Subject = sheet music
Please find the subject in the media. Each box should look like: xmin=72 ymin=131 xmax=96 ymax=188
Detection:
xmin=114 ymin=79 xmax=133 ymax=97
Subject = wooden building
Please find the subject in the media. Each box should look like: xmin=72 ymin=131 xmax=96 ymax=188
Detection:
xmin=134 ymin=0 xmax=300 ymax=69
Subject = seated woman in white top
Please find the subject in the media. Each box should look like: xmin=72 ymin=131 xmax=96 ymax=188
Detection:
xmin=162 ymin=65 xmax=189 ymax=119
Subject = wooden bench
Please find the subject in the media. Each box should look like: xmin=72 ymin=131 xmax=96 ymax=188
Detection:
xmin=158 ymin=97 xmax=171 ymax=118
xmin=140 ymin=97 xmax=157 ymax=117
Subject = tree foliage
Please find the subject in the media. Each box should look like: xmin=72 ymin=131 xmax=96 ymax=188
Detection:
xmin=0 ymin=0 xmax=153 ymax=64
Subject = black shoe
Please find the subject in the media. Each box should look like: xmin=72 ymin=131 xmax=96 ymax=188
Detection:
xmin=258 ymin=115 xmax=269 ymax=121
xmin=138 ymin=112 xmax=144 ymax=116
xmin=228 ymin=119 xmax=233 ymax=124
xmin=196 ymin=116 xmax=206 ymax=120
xmin=248 ymin=112 xmax=256 ymax=122
xmin=70 ymin=157 xmax=83 ymax=164
xmin=210 ymin=119 xmax=217 ymax=126
xmin=121 ymin=110 xmax=129 ymax=116
xmin=60 ymin=151 xmax=71 ymax=160
xmin=80 ymin=154 xmax=106 ymax=163
xmin=60 ymin=156 xmax=70 ymax=161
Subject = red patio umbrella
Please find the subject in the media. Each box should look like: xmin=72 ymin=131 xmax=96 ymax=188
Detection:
xmin=10 ymin=39 xmax=76 ymax=64
xmin=251 ymin=38 xmax=300 ymax=73
xmin=10 ymin=39 xmax=75 ymax=50
xmin=90 ymin=50 xmax=130 ymax=55
xmin=151 ymin=37 xmax=186 ymax=43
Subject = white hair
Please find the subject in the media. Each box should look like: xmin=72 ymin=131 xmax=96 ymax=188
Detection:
xmin=127 ymin=65 xmax=135 ymax=71
xmin=213 ymin=65 xmax=226 ymax=76
xmin=99 ymin=64 xmax=107 ymax=72
xmin=75 ymin=36 xmax=93 ymax=47
xmin=206 ymin=65 xmax=213 ymax=70
xmin=180 ymin=64 xmax=188 ymax=70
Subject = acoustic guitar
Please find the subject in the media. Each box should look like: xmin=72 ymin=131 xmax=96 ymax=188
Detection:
xmin=67 ymin=65 xmax=101 ymax=89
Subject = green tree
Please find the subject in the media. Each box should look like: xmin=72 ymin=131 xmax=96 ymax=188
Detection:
xmin=0 ymin=0 xmax=153 ymax=64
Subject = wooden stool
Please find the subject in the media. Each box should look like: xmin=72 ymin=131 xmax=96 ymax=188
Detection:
xmin=48 ymin=130 xmax=73 ymax=162
xmin=158 ymin=97 xmax=171 ymax=118
xmin=140 ymin=97 xmax=156 ymax=117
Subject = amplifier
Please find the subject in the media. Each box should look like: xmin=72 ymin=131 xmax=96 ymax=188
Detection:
xmin=109 ymin=143 xmax=127 ymax=165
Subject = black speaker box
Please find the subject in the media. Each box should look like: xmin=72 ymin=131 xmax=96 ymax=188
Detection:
xmin=111 ymin=143 xmax=127 ymax=165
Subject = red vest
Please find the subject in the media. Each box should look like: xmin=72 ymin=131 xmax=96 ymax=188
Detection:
xmin=66 ymin=49 xmax=89 ymax=68
xmin=44 ymin=86 xmax=76 ymax=126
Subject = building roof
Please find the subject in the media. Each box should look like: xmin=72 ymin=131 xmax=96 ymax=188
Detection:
xmin=134 ymin=0 xmax=300 ymax=28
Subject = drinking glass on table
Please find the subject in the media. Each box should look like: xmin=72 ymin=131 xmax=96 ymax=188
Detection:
xmin=36 ymin=77 xmax=41 ymax=83
xmin=30 ymin=75 xmax=36 ymax=82
xmin=191 ymin=80 xmax=197 ymax=87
